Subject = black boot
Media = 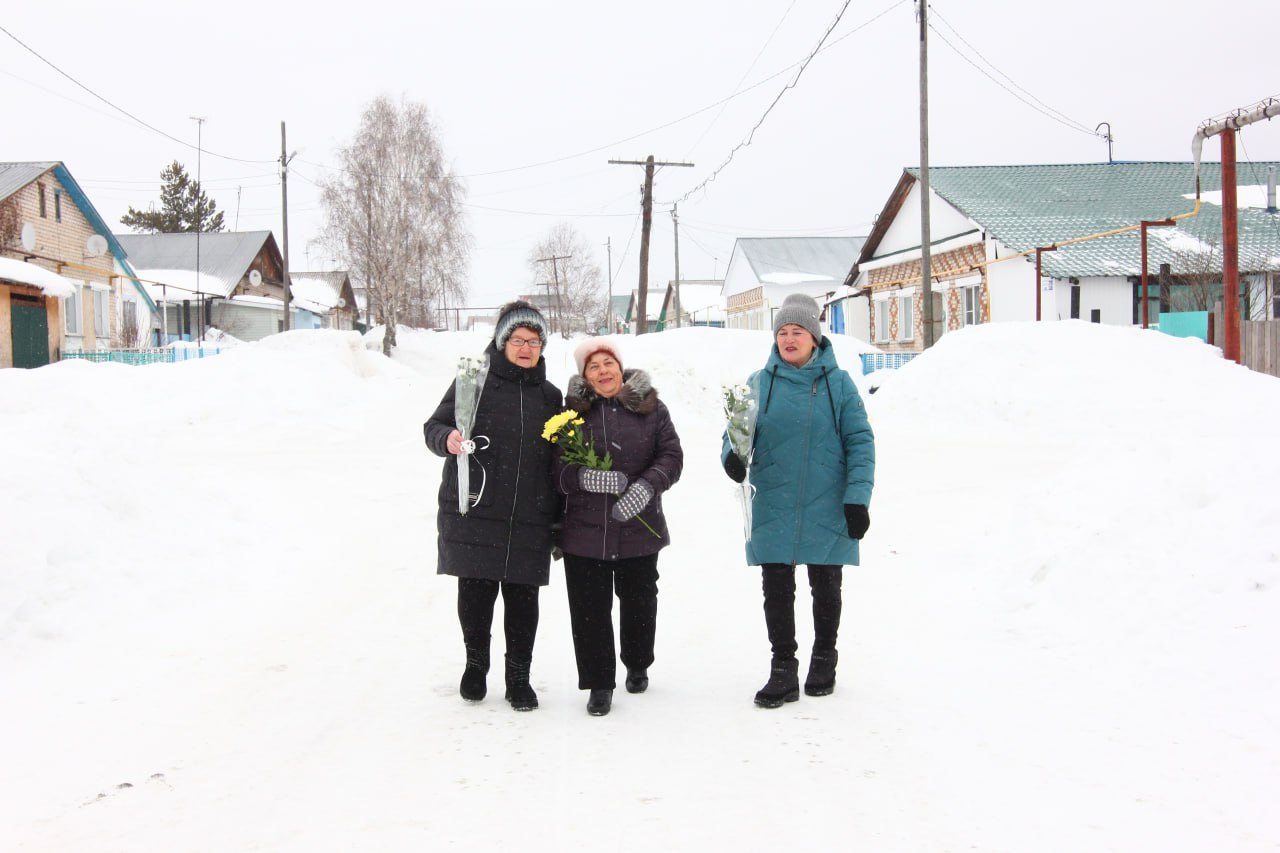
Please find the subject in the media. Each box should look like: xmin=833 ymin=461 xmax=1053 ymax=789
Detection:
xmin=804 ymin=649 xmax=838 ymax=697
xmin=624 ymin=667 xmax=649 ymax=694
xmin=459 ymin=645 xmax=490 ymax=702
xmin=754 ymin=657 xmax=799 ymax=708
xmin=504 ymin=655 xmax=538 ymax=711
xmin=587 ymin=688 xmax=613 ymax=716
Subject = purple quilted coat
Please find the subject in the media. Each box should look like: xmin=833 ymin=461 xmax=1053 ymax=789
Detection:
xmin=552 ymin=369 xmax=683 ymax=561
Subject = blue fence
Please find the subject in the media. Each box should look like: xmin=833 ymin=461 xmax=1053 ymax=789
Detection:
xmin=860 ymin=352 xmax=919 ymax=374
xmin=61 ymin=347 xmax=224 ymax=366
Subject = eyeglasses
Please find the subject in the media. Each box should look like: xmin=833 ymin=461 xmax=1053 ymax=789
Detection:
xmin=508 ymin=337 xmax=543 ymax=349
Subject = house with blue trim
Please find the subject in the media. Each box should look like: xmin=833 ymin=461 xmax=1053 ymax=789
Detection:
xmin=837 ymin=161 xmax=1280 ymax=351
xmin=722 ymin=237 xmax=865 ymax=332
xmin=1 ymin=161 xmax=158 ymax=368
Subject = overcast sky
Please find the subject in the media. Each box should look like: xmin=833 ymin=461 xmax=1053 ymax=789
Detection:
xmin=4 ymin=1 xmax=1277 ymax=312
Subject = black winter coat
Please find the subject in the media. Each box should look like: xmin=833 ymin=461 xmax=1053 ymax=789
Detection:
xmin=552 ymin=369 xmax=683 ymax=561
xmin=424 ymin=342 xmax=564 ymax=585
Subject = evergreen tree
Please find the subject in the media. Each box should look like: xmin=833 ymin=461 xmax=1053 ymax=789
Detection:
xmin=120 ymin=161 xmax=226 ymax=233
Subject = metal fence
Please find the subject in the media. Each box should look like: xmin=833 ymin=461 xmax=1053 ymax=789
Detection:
xmin=860 ymin=352 xmax=919 ymax=374
xmin=61 ymin=347 xmax=224 ymax=366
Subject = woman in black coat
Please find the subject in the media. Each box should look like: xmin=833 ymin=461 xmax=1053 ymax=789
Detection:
xmin=551 ymin=338 xmax=683 ymax=716
xmin=424 ymin=302 xmax=563 ymax=711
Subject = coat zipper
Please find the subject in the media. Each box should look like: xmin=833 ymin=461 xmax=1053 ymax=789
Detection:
xmin=505 ymin=381 xmax=525 ymax=572
xmin=791 ymin=376 xmax=819 ymax=564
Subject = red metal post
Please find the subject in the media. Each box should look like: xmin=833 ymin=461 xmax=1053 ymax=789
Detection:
xmin=1221 ymin=130 xmax=1241 ymax=362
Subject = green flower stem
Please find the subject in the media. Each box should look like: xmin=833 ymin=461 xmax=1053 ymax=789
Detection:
xmin=635 ymin=513 xmax=661 ymax=539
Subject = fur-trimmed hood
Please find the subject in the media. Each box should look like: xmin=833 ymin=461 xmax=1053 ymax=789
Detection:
xmin=566 ymin=368 xmax=658 ymax=415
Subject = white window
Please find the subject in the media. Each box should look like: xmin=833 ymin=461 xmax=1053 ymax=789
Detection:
xmin=94 ymin=288 xmax=109 ymax=337
xmin=896 ymin=296 xmax=913 ymax=341
xmin=64 ymin=284 xmax=83 ymax=335
xmin=874 ymin=299 xmax=891 ymax=342
xmin=963 ymin=285 xmax=983 ymax=326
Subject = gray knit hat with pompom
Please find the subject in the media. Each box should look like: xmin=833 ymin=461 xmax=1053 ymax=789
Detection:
xmin=493 ymin=300 xmax=548 ymax=349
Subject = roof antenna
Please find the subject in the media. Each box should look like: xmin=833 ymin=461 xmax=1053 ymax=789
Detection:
xmin=1095 ymin=122 xmax=1114 ymax=164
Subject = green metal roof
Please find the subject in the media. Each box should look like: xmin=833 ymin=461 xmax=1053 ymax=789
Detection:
xmin=905 ymin=162 xmax=1280 ymax=279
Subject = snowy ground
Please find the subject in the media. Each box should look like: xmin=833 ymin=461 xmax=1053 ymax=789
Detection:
xmin=1 ymin=322 xmax=1277 ymax=852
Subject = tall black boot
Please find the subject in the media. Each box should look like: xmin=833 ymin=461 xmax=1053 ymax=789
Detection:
xmin=459 ymin=644 xmax=489 ymax=702
xmin=504 ymin=654 xmax=539 ymax=711
xmin=804 ymin=649 xmax=838 ymax=697
xmin=754 ymin=657 xmax=799 ymax=708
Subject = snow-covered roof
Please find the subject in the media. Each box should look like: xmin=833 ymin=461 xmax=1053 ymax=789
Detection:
xmin=0 ymin=257 xmax=77 ymax=297
xmin=288 ymin=272 xmax=350 ymax=315
xmin=115 ymin=231 xmax=279 ymax=299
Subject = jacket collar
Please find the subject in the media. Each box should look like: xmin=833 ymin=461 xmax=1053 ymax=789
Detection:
xmin=566 ymin=368 xmax=657 ymax=415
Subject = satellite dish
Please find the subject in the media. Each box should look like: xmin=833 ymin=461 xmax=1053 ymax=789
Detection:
xmin=20 ymin=223 xmax=35 ymax=251
xmin=336 ymin=297 xmax=346 ymax=308
xmin=85 ymin=234 xmax=108 ymax=258
xmin=249 ymin=270 xmax=263 ymax=287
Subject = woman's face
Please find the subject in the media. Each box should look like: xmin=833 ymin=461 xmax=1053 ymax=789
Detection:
xmin=776 ymin=324 xmax=817 ymax=367
xmin=503 ymin=326 xmax=543 ymax=367
xmin=584 ymin=351 xmax=623 ymax=398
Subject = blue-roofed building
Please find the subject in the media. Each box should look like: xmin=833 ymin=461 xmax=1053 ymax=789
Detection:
xmin=1 ymin=161 xmax=158 ymax=367
xmin=839 ymin=162 xmax=1280 ymax=351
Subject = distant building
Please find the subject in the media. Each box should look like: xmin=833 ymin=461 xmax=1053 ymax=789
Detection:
xmin=722 ymin=237 xmax=865 ymax=332
xmin=658 ymin=279 xmax=724 ymax=329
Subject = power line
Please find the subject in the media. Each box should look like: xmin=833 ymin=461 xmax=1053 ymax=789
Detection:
xmin=675 ymin=0 xmax=878 ymax=203
xmin=926 ymin=9 xmax=1101 ymax=137
xmin=0 ymin=24 xmax=276 ymax=165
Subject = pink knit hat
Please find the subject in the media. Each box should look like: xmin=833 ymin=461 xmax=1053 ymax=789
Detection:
xmin=573 ymin=337 xmax=624 ymax=375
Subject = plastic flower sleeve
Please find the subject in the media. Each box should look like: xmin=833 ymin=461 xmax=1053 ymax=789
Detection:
xmin=454 ymin=354 xmax=490 ymax=515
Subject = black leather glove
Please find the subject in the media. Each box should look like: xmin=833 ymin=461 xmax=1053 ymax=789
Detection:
xmin=723 ymin=452 xmax=747 ymax=483
xmin=844 ymin=504 xmax=870 ymax=540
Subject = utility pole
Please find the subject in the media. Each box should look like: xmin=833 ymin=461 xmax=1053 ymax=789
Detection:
xmin=190 ymin=115 xmax=205 ymax=344
xmin=537 ymin=253 xmax=571 ymax=335
xmin=279 ymin=121 xmax=296 ymax=332
xmin=605 ymin=236 xmax=613 ymax=333
xmin=671 ymin=204 xmax=683 ymax=329
xmin=916 ymin=0 xmax=935 ymax=348
xmin=609 ymin=156 xmax=694 ymax=334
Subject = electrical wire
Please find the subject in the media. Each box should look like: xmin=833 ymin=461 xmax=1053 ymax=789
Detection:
xmin=0 ymin=23 xmax=277 ymax=165
xmin=675 ymin=0 xmax=900 ymax=204
xmin=926 ymin=9 xmax=1101 ymax=138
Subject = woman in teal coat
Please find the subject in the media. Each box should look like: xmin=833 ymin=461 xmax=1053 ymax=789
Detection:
xmin=722 ymin=293 xmax=875 ymax=708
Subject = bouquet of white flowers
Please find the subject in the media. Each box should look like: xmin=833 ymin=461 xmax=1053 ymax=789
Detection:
xmin=455 ymin=354 xmax=490 ymax=515
xmin=722 ymin=380 xmax=758 ymax=539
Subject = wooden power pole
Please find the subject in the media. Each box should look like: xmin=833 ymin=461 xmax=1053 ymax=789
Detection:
xmin=609 ymin=156 xmax=693 ymax=334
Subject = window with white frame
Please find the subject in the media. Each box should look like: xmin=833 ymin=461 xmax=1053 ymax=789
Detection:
xmin=895 ymin=295 xmax=913 ymax=341
xmin=64 ymin=284 xmax=83 ymax=335
xmin=874 ymin=298 xmax=891 ymax=342
xmin=93 ymin=288 xmax=109 ymax=337
xmin=962 ymin=284 xmax=983 ymax=326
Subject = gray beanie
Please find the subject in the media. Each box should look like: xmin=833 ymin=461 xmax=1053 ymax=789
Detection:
xmin=493 ymin=300 xmax=548 ymax=349
xmin=772 ymin=293 xmax=822 ymax=342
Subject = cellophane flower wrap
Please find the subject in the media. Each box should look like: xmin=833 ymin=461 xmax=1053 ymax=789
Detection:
xmin=722 ymin=380 xmax=758 ymax=539
xmin=455 ymin=354 xmax=490 ymax=515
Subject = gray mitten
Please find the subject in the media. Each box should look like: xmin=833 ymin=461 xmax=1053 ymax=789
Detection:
xmin=580 ymin=468 xmax=628 ymax=495
xmin=611 ymin=479 xmax=654 ymax=522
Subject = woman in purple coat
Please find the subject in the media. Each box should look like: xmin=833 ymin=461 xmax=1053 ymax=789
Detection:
xmin=552 ymin=338 xmax=683 ymax=716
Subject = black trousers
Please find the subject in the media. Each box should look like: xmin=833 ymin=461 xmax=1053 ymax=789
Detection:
xmin=457 ymin=577 xmax=539 ymax=663
xmin=760 ymin=563 xmax=842 ymax=660
xmin=563 ymin=553 xmax=659 ymax=690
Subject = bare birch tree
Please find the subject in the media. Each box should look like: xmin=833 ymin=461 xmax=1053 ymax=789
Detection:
xmin=527 ymin=223 xmax=606 ymax=336
xmin=320 ymin=96 xmax=469 ymax=354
